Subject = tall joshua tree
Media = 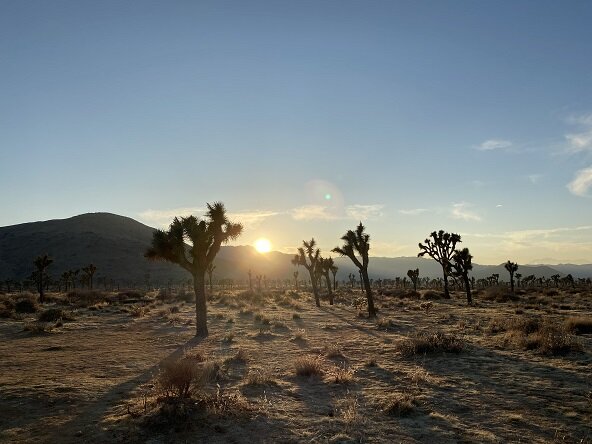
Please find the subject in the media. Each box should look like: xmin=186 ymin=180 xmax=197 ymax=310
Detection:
xmin=34 ymin=254 xmax=53 ymax=303
xmin=418 ymin=230 xmax=461 ymax=299
xmin=504 ymin=261 xmax=519 ymax=294
xmin=146 ymin=202 xmax=243 ymax=337
xmin=333 ymin=222 xmax=376 ymax=317
xmin=293 ymin=239 xmax=322 ymax=307
xmin=452 ymin=248 xmax=473 ymax=305
xmin=320 ymin=257 xmax=334 ymax=305
xmin=82 ymin=264 xmax=97 ymax=290
xmin=407 ymin=268 xmax=420 ymax=291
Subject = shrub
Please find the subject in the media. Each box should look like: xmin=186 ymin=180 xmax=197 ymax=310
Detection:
xmin=244 ymin=370 xmax=277 ymax=386
xmin=158 ymin=357 xmax=200 ymax=399
xmin=565 ymin=317 xmax=592 ymax=334
xmin=381 ymin=393 xmax=417 ymax=416
xmin=294 ymin=356 xmax=324 ymax=377
xmin=330 ymin=365 xmax=354 ymax=384
xmin=38 ymin=308 xmax=75 ymax=323
xmin=23 ymin=321 xmax=52 ymax=333
xmin=493 ymin=316 xmax=582 ymax=355
xmin=15 ymin=295 xmax=39 ymax=313
xmin=482 ymin=286 xmax=518 ymax=302
xmin=421 ymin=290 xmax=443 ymax=300
xmin=396 ymin=331 xmax=464 ymax=357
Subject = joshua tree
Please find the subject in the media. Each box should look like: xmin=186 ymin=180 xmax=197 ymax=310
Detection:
xmin=504 ymin=261 xmax=519 ymax=294
xmin=33 ymin=254 xmax=53 ymax=303
xmin=407 ymin=268 xmax=420 ymax=291
xmin=452 ymin=248 xmax=473 ymax=305
xmin=248 ymin=269 xmax=253 ymax=292
xmin=348 ymin=273 xmax=356 ymax=288
xmin=206 ymin=263 xmax=216 ymax=292
xmin=330 ymin=262 xmax=338 ymax=291
xmin=332 ymin=222 xmax=376 ymax=317
xmin=82 ymin=264 xmax=97 ymax=290
xmin=515 ymin=273 xmax=522 ymax=288
xmin=320 ymin=257 xmax=334 ymax=305
xmin=256 ymin=274 xmax=263 ymax=292
xmin=60 ymin=272 xmax=70 ymax=292
xmin=418 ymin=230 xmax=462 ymax=299
xmin=293 ymin=270 xmax=299 ymax=290
xmin=146 ymin=202 xmax=243 ymax=337
xmin=551 ymin=274 xmax=560 ymax=287
xmin=293 ymin=239 xmax=322 ymax=307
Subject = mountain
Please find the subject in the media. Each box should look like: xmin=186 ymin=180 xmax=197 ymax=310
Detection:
xmin=0 ymin=213 xmax=581 ymax=285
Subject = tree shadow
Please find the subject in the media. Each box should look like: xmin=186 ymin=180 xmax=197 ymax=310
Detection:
xmin=43 ymin=335 xmax=206 ymax=443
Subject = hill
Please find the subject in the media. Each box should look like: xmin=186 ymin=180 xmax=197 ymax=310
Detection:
xmin=0 ymin=213 xmax=572 ymax=285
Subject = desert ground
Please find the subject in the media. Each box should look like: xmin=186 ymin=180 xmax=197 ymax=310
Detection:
xmin=0 ymin=286 xmax=591 ymax=443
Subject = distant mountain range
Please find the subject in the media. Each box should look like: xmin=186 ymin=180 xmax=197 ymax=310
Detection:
xmin=0 ymin=213 xmax=590 ymax=284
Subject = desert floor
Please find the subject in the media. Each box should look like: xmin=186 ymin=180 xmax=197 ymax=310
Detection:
xmin=0 ymin=288 xmax=590 ymax=443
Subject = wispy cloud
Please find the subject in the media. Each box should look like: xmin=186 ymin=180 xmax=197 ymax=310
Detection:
xmin=565 ymin=113 xmax=592 ymax=153
xmin=474 ymin=139 xmax=512 ymax=151
xmin=451 ymin=202 xmax=481 ymax=221
xmin=289 ymin=203 xmax=384 ymax=221
xmin=139 ymin=207 xmax=203 ymax=227
xmin=139 ymin=207 xmax=279 ymax=228
xmin=399 ymin=208 xmax=429 ymax=216
xmin=289 ymin=205 xmax=341 ymax=221
xmin=345 ymin=204 xmax=384 ymax=220
xmin=567 ymin=166 xmax=592 ymax=197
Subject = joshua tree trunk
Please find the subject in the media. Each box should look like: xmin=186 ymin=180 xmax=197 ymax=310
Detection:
xmin=324 ymin=274 xmax=333 ymax=305
xmin=361 ymin=268 xmax=376 ymax=317
xmin=307 ymin=269 xmax=320 ymax=307
xmin=463 ymin=274 xmax=472 ymax=305
xmin=442 ymin=269 xmax=450 ymax=299
xmin=39 ymin=274 xmax=45 ymax=304
xmin=509 ymin=272 xmax=515 ymax=294
xmin=193 ymin=272 xmax=208 ymax=337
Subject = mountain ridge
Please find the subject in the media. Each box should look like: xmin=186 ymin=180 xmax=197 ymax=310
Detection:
xmin=0 ymin=212 xmax=588 ymax=283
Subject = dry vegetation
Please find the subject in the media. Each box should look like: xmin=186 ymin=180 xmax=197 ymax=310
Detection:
xmin=0 ymin=286 xmax=591 ymax=443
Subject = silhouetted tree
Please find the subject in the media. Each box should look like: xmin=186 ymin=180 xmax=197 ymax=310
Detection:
xmin=418 ymin=230 xmax=461 ymax=298
xmin=146 ymin=202 xmax=243 ymax=337
xmin=333 ymin=222 xmax=376 ymax=317
xmin=407 ymin=268 xmax=420 ymax=291
xmin=293 ymin=239 xmax=322 ymax=307
xmin=452 ymin=248 xmax=473 ymax=305
xmin=33 ymin=254 xmax=53 ymax=303
xmin=82 ymin=264 xmax=97 ymax=290
xmin=320 ymin=257 xmax=334 ymax=305
xmin=504 ymin=261 xmax=519 ymax=294
xmin=206 ymin=263 xmax=216 ymax=292
xmin=515 ymin=273 xmax=522 ymax=288
xmin=330 ymin=262 xmax=338 ymax=291
xmin=293 ymin=270 xmax=299 ymax=290
xmin=248 ymin=269 xmax=253 ymax=292
xmin=551 ymin=274 xmax=560 ymax=287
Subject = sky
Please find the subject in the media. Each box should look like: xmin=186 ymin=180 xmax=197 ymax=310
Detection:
xmin=1 ymin=1 xmax=592 ymax=265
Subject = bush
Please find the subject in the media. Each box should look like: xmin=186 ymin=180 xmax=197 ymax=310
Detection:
xmin=158 ymin=356 xmax=201 ymax=399
xmin=67 ymin=290 xmax=106 ymax=307
xmin=421 ymin=290 xmax=444 ymax=300
xmin=396 ymin=331 xmax=464 ymax=357
xmin=294 ymin=356 xmax=324 ymax=377
xmin=381 ymin=393 xmax=417 ymax=416
xmin=38 ymin=308 xmax=75 ymax=323
xmin=482 ymin=286 xmax=518 ymax=302
xmin=492 ymin=316 xmax=582 ymax=355
xmin=565 ymin=317 xmax=592 ymax=334
xmin=15 ymin=295 xmax=39 ymax=313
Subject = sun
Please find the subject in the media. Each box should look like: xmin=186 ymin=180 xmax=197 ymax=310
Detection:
xmin=254 ymin=238 xmax=272 ymax=253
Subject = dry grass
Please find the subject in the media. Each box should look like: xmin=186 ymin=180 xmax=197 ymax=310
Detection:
xmin=396 ymin=331 xmax=464 ymax=357
xmin=244 ymin=370 xmax=277 ymax=386
xmin=565 ymin=316 xmax=592 ymax=334
xmin=381 ymin=393 xmax=417 ymax=416
xmin=37 ymin=308 xmax=76 ymax=323
xmin=329 ymin=364 xmax=354 ymax=384
xmin=294 ymin=355 xmax=324 ymax=377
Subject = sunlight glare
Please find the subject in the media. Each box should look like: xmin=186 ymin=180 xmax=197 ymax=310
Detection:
xmin=254 ymin=238 xmax=272 ymax=253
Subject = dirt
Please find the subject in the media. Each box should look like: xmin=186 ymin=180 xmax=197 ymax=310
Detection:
xmin=0 ymin=289 xmax=590 ymax=443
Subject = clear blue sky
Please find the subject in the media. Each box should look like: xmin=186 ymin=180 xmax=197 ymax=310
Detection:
xmin=2 ymin=1 xmax=592 ymax=264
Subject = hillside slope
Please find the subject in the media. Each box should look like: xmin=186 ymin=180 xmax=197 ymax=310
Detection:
xmin=0 ymin=213 xmax=570 ymax=284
